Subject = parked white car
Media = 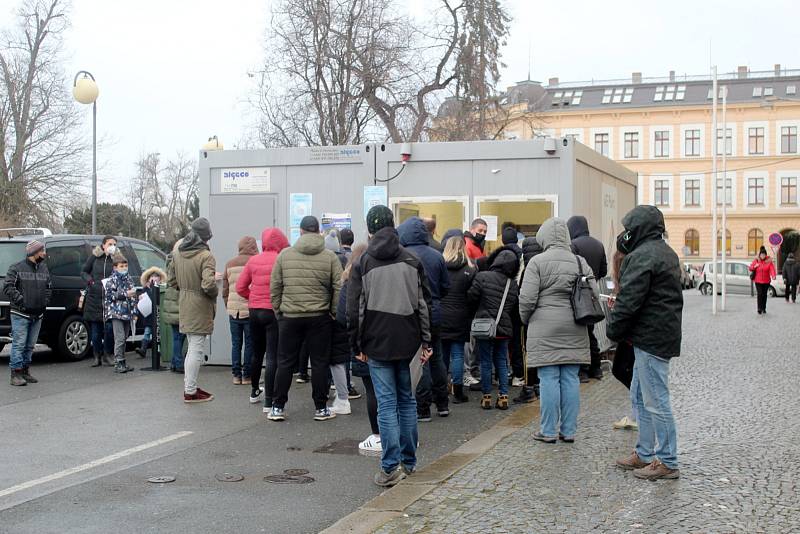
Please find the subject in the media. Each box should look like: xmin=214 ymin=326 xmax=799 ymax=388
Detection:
xmin=698 ymin=260 xmax=786 ymax=297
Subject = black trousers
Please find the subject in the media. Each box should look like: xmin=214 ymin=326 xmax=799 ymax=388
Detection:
xmin=756 ymin=283 xmax=770 ymax=312
xmin=416 ymin=327 xmax=449 ymax=411
xmin=361 ymin=375 xmax=379 ymax=435
xmin=249 ymin=308 xmax=279 ymax=400
xmin=785 ymin=283 xmax=797 ymax=302
xmin=273 ymin=315 xmax=332 ymax=410
xmin=510 ymin=307 xmax=524 ymax=379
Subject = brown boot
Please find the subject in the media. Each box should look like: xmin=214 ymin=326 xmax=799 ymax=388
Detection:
xmin=633 ymin=460 xmax=680 ymax=480
xmin=10 ymin=370 xmax=27 ymax=386
xmin=21 ymin=367 xmax=37 ymax=383
xmin=616 ymin=451 xmax=649 ymax=471
xmin=480 ymin=394 xmax=493 ymax=410
xmin=495 ymin=394 xmax=509 ymax=410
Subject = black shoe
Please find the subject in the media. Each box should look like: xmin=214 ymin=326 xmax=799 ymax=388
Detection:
xmin=452 ymin=385 xmax=469 ymax=404
xmin=417 ymin=408 xmax=432 ymax=422
xmin=468 ymin=382 xmax=482 ymax=392
xmin=559 ymin=434 xmax=575 ymax=443
xmin=296 ymin=374 xmax=310 ymax=384
xmin=589 ymin=369 xmax=604 ymax=380
xmin=348 ymin=386 xmax=362 ymax=400
xmin=437 ymin=405 xmax=450 ymax=417
xmin=513 ymin=386 xmax=537 ymax=404
xmin=579 ymin=371 xmax=590 ymax=384
xmin=171 ymin=367 xmax=184 ymax=374
xmin=21 ymin=367 xmax=38 ymax=383
xmin=533 ymin=431 xmax=557 ymax=444
xmin=135 ymin=347 xmax=147 ymax=358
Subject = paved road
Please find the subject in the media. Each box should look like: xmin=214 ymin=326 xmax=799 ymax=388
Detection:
xmin=375 ymin=293 xmax=800 ymax=534
xmin=0 ymin=348 xmax=513 ymax=534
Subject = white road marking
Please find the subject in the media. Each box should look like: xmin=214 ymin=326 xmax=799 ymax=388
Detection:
xmin=0 ymin=431 xmax=193 ymax=499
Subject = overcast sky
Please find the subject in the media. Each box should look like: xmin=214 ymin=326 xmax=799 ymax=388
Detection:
xmin=4 ymin=0 xmax=799 ymax=201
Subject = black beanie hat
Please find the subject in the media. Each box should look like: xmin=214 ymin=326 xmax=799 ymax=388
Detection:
xmin=300 ymin=215 xmax=320 ymax=233
xmin=759 ymin=245 xmax=767 ymax=255
xmin=501 ymin=227 xmax=518 ymax=245
xmin=366 ymin=205 xmax=394 ymax=234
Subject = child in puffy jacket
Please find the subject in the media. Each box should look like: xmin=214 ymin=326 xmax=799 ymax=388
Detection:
xmin=105 ymin=254 xmax=137 ymax=373
xmin=136 ymin=266 xmax=167 ymax=359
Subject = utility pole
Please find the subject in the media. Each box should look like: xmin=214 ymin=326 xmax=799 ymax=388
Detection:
xmin=711 ymin=66 xmax=718 ymax=315
xmin=721 ymin=86 xmax=728 ymax=311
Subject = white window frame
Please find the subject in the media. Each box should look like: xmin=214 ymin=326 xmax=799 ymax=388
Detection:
xmin=649 ymin=174 xmax=674 ymax=210
xmin=743 ymin=171 xmax=769 ymax=209
xmin=650 ymin=125 xmax=674 ymax=159
xmin=680 ymin=124 xmax=705 ymax=158
xmin=680 ymin=173 xmax=705 ymax=210
xmin=775 ymin=171 xmax=800 ymax=208
xmin=715 ymin=125 xmax=737 ymax=157
xmin=390 ymin=195 xmax=470 ymax=232
xmin=715 ymin=171 xmax=737 ymax=209
xmin=776 ymin=120 xmax=800 ymax=155
xmin=560 ymin=128 xmax=584 ymax=145
xmin=744 ymin=121 xmax=770 ymax=156
xmin=619 ymin=127 xmax=643 ymax=160
xmin=591 ymin=127 xmax=613 ymax=158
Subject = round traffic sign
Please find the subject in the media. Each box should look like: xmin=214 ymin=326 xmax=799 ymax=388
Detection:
xmin=768 ymin=232 xmax=783 ymax=247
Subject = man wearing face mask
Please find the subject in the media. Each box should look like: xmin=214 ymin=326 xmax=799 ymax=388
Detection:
xmin=3 ymin=240 xmax=51 ymax=386
xmin=464 ymin=218 xmax=488 ymax=260
xmin=82 ymin=235 xmax=119 ymax=367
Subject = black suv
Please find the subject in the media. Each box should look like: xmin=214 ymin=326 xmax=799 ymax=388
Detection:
xmin=0 ymin=231 xmax=166 ymax=360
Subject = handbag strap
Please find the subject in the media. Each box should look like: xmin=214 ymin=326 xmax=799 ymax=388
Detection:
xmin=574 ymin=254 xmax=585 ymax=278
xmin=495 ymin=279 xmax=511 ymax=324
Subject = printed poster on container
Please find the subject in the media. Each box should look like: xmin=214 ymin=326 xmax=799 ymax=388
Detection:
xmin=363 ymin=186 xmax=388 ymax=217
xmin=221 ymin=167 xmax=271 ymax=193
xmin=321 ymin=213 xmax=352 ymax=232
xmin=289 ymin=193 xmax=313 ymax=227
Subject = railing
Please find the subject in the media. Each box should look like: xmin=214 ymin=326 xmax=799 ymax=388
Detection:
xmin=546 ymin=69 xmax=800 ymax=89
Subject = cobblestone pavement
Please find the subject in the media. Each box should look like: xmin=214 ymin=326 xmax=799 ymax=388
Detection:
xmin=375 ymin=294 xmax=800 ymax=534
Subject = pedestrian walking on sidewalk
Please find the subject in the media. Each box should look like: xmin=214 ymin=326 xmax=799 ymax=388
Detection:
xmin=223 ymin=236 xmax=258 ymax=385
xmin=781 ymin=252 xmax=799 ymax=303
xmin=169 ymin=217 xmax=219 ymax=403
xmin=269 ymin=215 xmax=342 ymax=422
xmin=520 ymin=218 xmax=597 ymax=444
xmin=104 ymin=254 xmax=137 ymax=374
xmin=749 ymin=246 xmax=777 ymax=315
xmin=468 ymin=249 xmax=519 ymax=410
xmin=348 ymin=205 xmax=432 ymax=487
xmin=567 ymin=215 xmax=608 ymax=383
xmin=236 ymin=228 xmax=289 ymax=410
xmin=609 ymin=205 xmax=683 ymax=480
xmin=3 ymin=240 xmax=50 ymax=386
xmin=82 ymin=235 xmax=117 ymax=367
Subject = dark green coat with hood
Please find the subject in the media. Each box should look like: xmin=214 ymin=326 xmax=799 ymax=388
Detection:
xmin=606 ymin=205 xmax=683 ymax=359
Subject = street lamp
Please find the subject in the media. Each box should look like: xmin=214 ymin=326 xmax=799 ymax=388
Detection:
xmin=202 ymin=136 xmax=224 ymax=151
xmin=73 ymin=71 xmax=99 ymax=234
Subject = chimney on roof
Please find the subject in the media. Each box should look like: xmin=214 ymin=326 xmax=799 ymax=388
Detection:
xmin=632 ymin=72 xmax=642 ymax=84
xmin=775 ymin=63 xmax=782 ymax=76
xmin=669 ymin=70 xmax=675 ymax=82
xmin=548 ymin=77 xmax=559 ymax=87
xmin=738 ymin=65 xmax=748 ymax=79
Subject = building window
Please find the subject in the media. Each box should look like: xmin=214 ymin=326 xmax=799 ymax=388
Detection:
xmin=764 ymin=87 xmax=774 ymax=97
xmin=748 ymin=127 xmax=765 ymax=155
xmin=684 ymin=179 xmax=701 ymax=206
xmin=676 ymin=85 xmax=686 ymax=100
xmin=685 ymin=129 xmax=701 ymax=156
xmin=788 ymin=85 xmax=797 ymax=96
xmin=594 ymin=133 xmax=609 ymax=156
xmin=571 ymin=90 xmax=583 ymax=105
xmin=684 ymin=229 xmax=700 ymax=256
xmin=753 ymin=87 xmax=763 ymax=97
xmin=654 ymin=86 xmax=664 ymax=102
xmin=781 ymin=126 xmax=797 ymax=154
xmin=781 ymin=176 xmax=798 ymax=205
xmin=748 ymin=177 xmax=765 ymax=205
xmin=716 ymin=128 xmax=732 ymax=156
xmin=654 ymin=130 xmax=670 ymax=157
xmin=716 ymin=177 xmax=733 ymax=206
xmin=624 ymin=132 xmax=639 ymax=158
xmin=748 ymin=229 xmax=764 ymax=256
xmin=717 ymin=230 xmax=732 ymax=256
xmin=664 ymin=85 xmax=676 ymax=101
xmin=601 ymin=88 xmax=612 ymax=104
xmin=623 ymin=87 xmax=634 ymax=103
xmin=653 ymin=179 xmax=670 ymax=206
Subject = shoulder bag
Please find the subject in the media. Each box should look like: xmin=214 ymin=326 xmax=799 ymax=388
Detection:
xmin=570 ymin=254 xmax=605 ymax=326
xmin=470 ymin=278 xmax=511 ymax=339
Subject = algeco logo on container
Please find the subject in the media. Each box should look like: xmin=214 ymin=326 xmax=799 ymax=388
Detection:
xmin=223 ymin=170 xmax=250 ymax=179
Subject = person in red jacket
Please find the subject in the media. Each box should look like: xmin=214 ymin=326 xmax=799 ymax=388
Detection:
xmin=236 ymin=228 xmax=290 ymax=409
xmin=749 ymin=245 xmax=777 ymax=315
xmin=464 ymin=218 xmax=488 ymax=260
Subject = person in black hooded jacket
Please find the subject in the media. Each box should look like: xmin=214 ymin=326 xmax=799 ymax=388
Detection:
xmin=567 ymin=215 xmax=608 ymax=382
xmin=467 ymin=249 xmax=519 ymax=411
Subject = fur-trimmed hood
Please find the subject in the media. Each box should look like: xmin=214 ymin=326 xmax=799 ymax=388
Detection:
xmin=140 ymin=266 xmax=167 ymax=286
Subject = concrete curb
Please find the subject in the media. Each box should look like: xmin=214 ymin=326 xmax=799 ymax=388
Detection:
xmin=320 ymin=401 xmax=541 ymax=534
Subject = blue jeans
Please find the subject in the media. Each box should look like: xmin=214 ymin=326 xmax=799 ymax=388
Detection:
xmin=631 ymin=347 xmax=678 ymax=469
xmin=477 ymin=339 xmax=509 ymax=395
xmin=538 ymin=364 xmax=581 ymax=438
xmin=442 ymin=340 xmax=465 ymax=386
xmin=368 ymin=358 xmax=418 ymax=474
xmin=171 ymin=327 xmax=186 ymax=370
xmin=9 ymin=314 xmax=42 ymax=370
xmin=89 ymin=320 xmax=114 ymax=356
xmin=229 ymin=317 xmax=252 ymax=378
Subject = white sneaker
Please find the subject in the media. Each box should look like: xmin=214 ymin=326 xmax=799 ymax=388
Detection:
xmin=511 ymin=377 xmax=525 ymax=387
xmin=358 ymin=434 xmax=382 ymax=456
xmin=613 ymin=416 xmax=638 ymax=430
xmin=330 ymin=397 xmax=351 ymax=415
xmin=463 ymin=374 xmax=479 ymax=386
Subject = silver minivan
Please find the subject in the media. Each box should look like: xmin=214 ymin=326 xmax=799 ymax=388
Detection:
xmin=698 ymin=260 xmax=786 ymax=297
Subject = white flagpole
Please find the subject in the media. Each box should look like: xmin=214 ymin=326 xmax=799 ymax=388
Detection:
xmin=721 ymin=86 xmax=728 ymax=311
xmin=711 ymin=66 xmax=718 ymax=315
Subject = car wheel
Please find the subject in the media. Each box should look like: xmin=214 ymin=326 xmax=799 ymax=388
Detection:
xmin=699 ymin=282 xmax=712 ymax=295
xmin=58 ymin=315 xmax=90 ymax=361
xmin=769 ymin=286 xmax=778 ymax=298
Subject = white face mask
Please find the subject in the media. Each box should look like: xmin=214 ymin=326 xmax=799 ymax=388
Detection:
xmin=106 ymin=244 xmax=117 ymax=256
xmin=117 ymin=268 xmax=128 ymax=275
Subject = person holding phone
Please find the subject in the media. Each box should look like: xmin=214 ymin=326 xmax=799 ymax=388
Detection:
xmin=348 ymin=205 xmax=433 ymax=487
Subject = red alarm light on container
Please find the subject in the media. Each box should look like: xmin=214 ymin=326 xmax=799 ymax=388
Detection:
xmin=400 ymin=142 xmax=412 ymax=163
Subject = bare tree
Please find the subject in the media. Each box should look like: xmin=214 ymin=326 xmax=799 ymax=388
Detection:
xmin=0 ymin=0 xmax=87 ymax=226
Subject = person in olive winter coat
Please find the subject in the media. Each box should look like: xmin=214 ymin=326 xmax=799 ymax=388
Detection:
xmin=782 ymin=252 xmax=799 ymax=303
xmin=439 ymin=237 xmax=476 ymax=403
xmin=4 ymin=240 xmax=50 ymax=386
xmin=468 ymin=249 xmax=519 ymax=410
xmin=269 ymin=216 xmax=343 ymax=422
xmin=608 ymin=205 xmax=683 ymax=481
xmin=567 ymin=215 xmax=609 ymax=382
xmin=82 ymin=235 xmax=118 ymax=367
xmin=519 ymin=217 xmax=598 ymax=444
xmin=223 ymin=236 xmax=258 ymax=385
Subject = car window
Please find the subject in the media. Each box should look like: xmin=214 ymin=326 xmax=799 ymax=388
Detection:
xmin=0 ymin=242 xmax=27 ymax=277
xmin=733 ymin=263 xmax=749 ymax=276
xmin=131 ymin=242 xmax=166 ymax=272
xmin=45 ymin=241 xmax=89 ymax=277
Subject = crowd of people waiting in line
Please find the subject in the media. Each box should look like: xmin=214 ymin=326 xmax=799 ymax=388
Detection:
xmin=4 ymin=203 xmax=687 ymax=485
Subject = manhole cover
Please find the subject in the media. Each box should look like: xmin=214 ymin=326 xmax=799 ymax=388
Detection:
xmin=147 ymin=476 xmax=176 ymax=484
xmin=313 ymin=438 xmax=361 ymax=455
xmin=283 ymin=469 xmax=309 ymax=476
xmin=264 ymin=469 xmax=315 ymax=484
xmin=215 ymin=473 xmax=244 ymax=482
